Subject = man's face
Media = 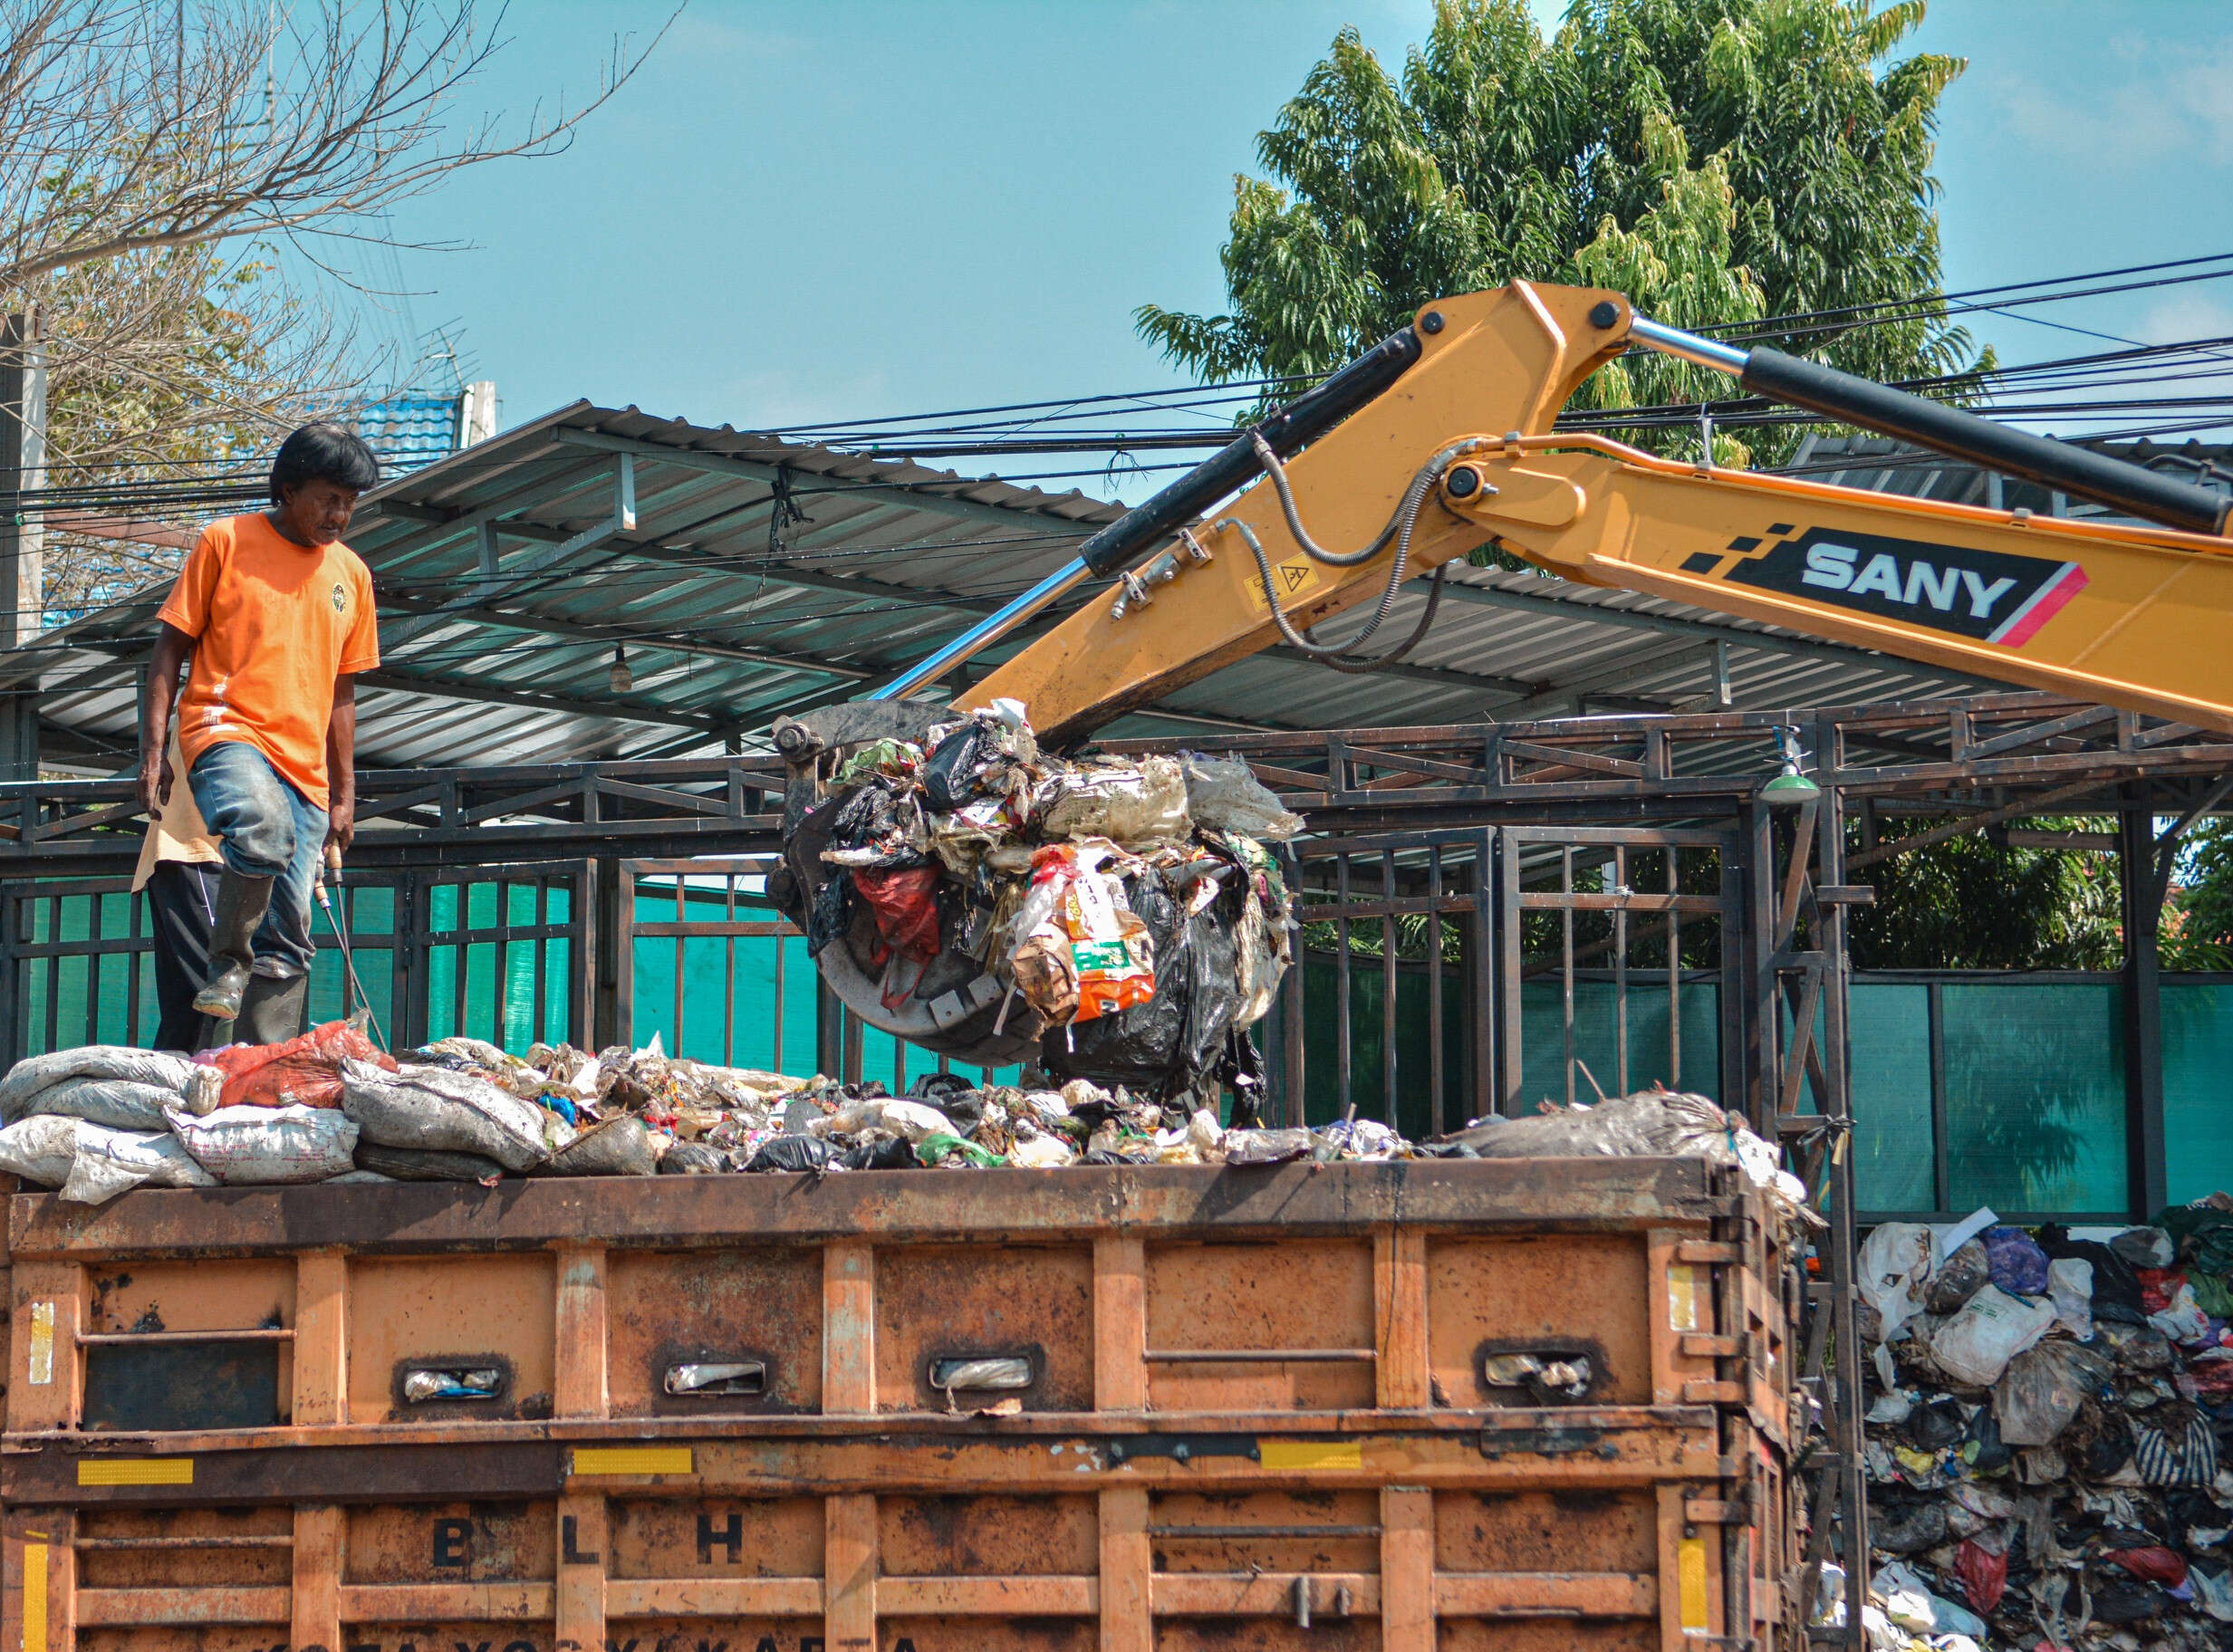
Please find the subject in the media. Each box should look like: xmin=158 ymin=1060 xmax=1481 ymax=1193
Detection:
xmin=276 ymin=479 xmax=360 ymax=546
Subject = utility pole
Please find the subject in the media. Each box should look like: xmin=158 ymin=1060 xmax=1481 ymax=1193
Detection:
xmin=0 ymin=309 xmax=44 ymax=782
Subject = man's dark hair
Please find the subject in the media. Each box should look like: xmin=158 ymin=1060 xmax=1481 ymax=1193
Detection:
xmin=268 ymin=422 xmax=381 ymax=504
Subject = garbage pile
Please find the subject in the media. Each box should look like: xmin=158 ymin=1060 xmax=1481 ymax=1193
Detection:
xmin=0 ymin=1025 xmax=1808 ymax=1215
xmin=1848 ymin=1200 xmax=2233 ymax=1652
xmin=773 ymin=699 xmax=1303 ymax=1103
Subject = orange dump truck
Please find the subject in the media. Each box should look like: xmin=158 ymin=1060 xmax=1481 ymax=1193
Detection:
xmin=0 ymin=1157 xmax=1798 ymax=1652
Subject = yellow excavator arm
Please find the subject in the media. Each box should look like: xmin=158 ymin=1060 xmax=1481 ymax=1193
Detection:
xmin=772 ymin=281 xmax=2233 ymax=1065
xmin=953 ymin=282 xmax=2233 ymax=740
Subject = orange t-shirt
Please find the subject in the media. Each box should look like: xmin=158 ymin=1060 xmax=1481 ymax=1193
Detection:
xmin=157 ymin=514 xmax=380 ymax=811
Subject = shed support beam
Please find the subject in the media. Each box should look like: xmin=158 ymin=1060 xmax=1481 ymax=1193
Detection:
xmin=553 ymin=427 xmax=1108 ymax=543
xmin=359 ymin=666 xmax=723 ymax=730
xmin=374 ymin=593 xmax=878 ymax=682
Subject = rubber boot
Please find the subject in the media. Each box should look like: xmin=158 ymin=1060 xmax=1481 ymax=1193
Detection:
xmin=236 ymin=972 xmax=309 ymax=1046
xmin=192 ymin=869 xmax=275 ymax=1020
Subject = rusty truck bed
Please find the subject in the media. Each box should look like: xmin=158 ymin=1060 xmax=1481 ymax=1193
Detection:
xmin=0 ymin=1157 xmax=1799 ymax=1652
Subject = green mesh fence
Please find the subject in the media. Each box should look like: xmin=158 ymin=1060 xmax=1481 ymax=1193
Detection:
xmin=2161 ymin=983 xmax=2233 ymax=1204
xmin=1848 ymin=983 xmax=1933 ymax=1213
xmin=626 ymin=885 xmax=1018 ymax=1087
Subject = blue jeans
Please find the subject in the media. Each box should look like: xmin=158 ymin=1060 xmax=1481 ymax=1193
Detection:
xmin=187 ymin=741 xmax=327 ymax=980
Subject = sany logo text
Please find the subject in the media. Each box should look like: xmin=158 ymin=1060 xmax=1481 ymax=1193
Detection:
xmin=1796 ymin=541 xmax=2017 ymax=620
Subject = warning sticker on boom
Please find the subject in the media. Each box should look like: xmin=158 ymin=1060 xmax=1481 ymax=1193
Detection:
xmin=1697 ymin=525 xmax=2087 ymax=648
xmin=1246 ymin=554 xmax=1326 ymax=613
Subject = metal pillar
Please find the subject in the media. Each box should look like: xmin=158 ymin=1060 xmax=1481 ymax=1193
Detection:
xmin=0 ymin=310 xmax=44 ymax=781
xmin=2119 ymin=787 xmax=2169 ymax=1220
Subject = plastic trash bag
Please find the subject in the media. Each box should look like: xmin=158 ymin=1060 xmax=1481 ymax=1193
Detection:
xmin=1179 ymin=754 xmax=1302 ymax=840
xmin=340 ymin=1058 xmax=570 ymax=1173
xmin=658 ymin=1141 xmax=726 ymax=1175
xmin=0 ymin=1046 xmax=199 ymax=1121
xmin=1983 ymin=1225 xmax=2051 ymax=1295
xmin=1993 ymin=1338 xmax=2112 ymax=1446
xmin=1878 ymin=1561 xmax=1988 ymax=1639
xmin=1927 ymin=1239 xmax=1991 ymax=1315
xmin=544 ymin=1115 xmax=658 ymax=1177
xmin=18 ymin=1079 xmax=181 ymax=1133
xmin=840 ymin=1136 xmax=917 ymax=1171
xmin=746 ymin=1134 xmax=836 ymax=1174
xmin=1954 ymin=1537 xmax=2008 ymax=1614
xmin=2047 ymin=1256 xmax=2093 ymax=1340
xmin=2132 ymin=1412 xmax=2218 ymax=1484
xmin=1871 ymin=1499 xmax=1948 ymax=1554
xmin=1053 ymin=864 xmax=1236 ymax=1097
xmin=921 ymin=715 xmax=1031 ymax=812
xmin=1224 ymin=1128 xmax=1318 ymax=1166
xmin=200 ymin=1019 xmax=397 ymax=1110
xmin=2161 ymin=1199 xmax=2233 ymax=1273
xmin=852 ymin=865 xmax=944 ymax=967
xmin=1015 ymin=842 xmax=1155 ymax=1024
xmin=164 ymin=1103 xmax=359 ymax=1186
xmin=353 ymin=1142 xmax=505 ymax=1182
xmin=1930 ymin=1284 xmax=2057 ymax=1387
xmin=2148 ymin=1281 xmax=2212 ymax=1344
xmin=1006 ymin=1131 xmax=1076 ymax=1167
xmin=1037 ymin=756 xmax=1189 ymax=849
xmin=1858 ymin=1223 xmax=1939 ymax=1340
xmin=2110 ymin=1225 xmax=2175 ymax=1269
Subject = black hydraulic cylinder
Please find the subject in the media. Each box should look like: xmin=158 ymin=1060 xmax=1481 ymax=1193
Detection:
xmin=1739 ymin=346 xmax=2232 ymax=539
xmin=1076 ymin=326 xmax=1423 ymax=576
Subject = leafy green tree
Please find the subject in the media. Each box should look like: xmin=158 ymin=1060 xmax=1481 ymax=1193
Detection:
xmin=1139 ymin=0 xmax=1976 ymax=463
xmin=1847 ymin=820 xmax=2123 ymax=970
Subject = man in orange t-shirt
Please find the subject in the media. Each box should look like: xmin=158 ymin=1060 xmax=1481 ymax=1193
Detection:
xmin=140 ymin=423 xmax=383 ymax=1042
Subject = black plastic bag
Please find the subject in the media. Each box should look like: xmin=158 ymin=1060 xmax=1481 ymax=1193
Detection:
xmin=922 ymin=721 xmax=1004 ymax=812
xmin=1872 ymin=1498 xmax=1949 ymax=1555
xmin=1050 ymin=867 xmax=1245 ymax=1101
xmin=807 ymin=871 xmax=854 ymax=958
xmin=841 ymin=1136 xmax=918 ymax=1171
xmin=2036 ymin=1225 xmax=2149 ymax=1323
xmin=1963 ymin=1404 xmax=2012 ymax=1473
xmin=746 ymin=1134 xmax=836 ymax=1174
xmin=1906 ymin=1396 xmax=1967 ymax=1450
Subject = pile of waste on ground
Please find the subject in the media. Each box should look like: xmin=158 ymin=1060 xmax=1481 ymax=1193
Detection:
xmin=1841 ymin=1201 xmax=2233 ymax=1652
xmin=0 ymin=1033 xmax=1805 ymax=1216
xmin=771 ymin=699 xmax=1303 ymax=1105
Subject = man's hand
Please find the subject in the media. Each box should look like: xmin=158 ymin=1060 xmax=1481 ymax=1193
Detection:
xmin=325 ymin=794 xmax=356 ymax=858
xmin=138 ymin=749 xmax=174 ymax=818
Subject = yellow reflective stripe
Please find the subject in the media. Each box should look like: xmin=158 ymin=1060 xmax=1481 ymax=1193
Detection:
xmin=1678 ymin=1534 xmax=1710 ymax=1630
xmin=79 ymin=1457 xmax=194 ymax=1486
xmin=573 ymin=1446 xmax=693 ymax=1476
xmin=22 ymin=1535 xmax=46 ymax=1652
xmin=1257 ymin=1439 xmax=1362 ymax=1471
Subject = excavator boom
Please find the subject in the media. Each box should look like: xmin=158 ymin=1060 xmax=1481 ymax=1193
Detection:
xmin=948 ymin=282 xmax=2233 ymax=741
xmin=773 ymin=281 xmax=2233 ymax=1066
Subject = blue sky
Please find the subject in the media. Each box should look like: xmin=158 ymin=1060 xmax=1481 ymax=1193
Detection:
xmin=371 ymin=2 xmax=2233 ymax=455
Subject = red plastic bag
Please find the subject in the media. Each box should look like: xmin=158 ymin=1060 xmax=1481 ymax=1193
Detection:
xmin=1955 ymin=1538 xmax=2008 ymax=1614
xmin=2105 ymin=1546 xmax=2188 ymax=1587
xmin=852 ymin=866 xmax=943 ymax=966
xmin=197 ymin=1019 xmax=397 ymax=1109
xmin=2135 ymin=1267 xmax=2187 ymax=1315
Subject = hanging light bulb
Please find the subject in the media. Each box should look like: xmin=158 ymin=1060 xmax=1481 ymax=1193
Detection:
xmin=609 ymin=643 xmax=632 ymax=696
xmin=1760 ymin=724 xmax=1821 ymax=806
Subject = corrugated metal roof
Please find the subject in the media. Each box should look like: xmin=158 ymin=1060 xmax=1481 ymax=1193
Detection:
xmin=2 ymin=405 xmax=2020 ymax=775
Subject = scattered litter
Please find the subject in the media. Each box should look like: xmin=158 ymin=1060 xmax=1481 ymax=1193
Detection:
xmin=1855 ymin=1190 xmax=2233 ymax=1652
